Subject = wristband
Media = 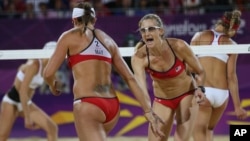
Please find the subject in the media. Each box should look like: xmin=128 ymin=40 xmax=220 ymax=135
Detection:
xmin=196 ymin=86 xmax=206 ymax=93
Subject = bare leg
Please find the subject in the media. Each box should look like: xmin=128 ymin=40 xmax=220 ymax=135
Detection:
xmin=28 ymin=103 xmax=58 ymax=141
xmin=0 ymin=102 xmax=18 ymax=141
xmin=206 ymin=129 xmax=213 ymax=141
xmin=174 ymin=95 xmax=199 ymax=141
xmin=207 ymin=98 xmax=228 ymax=141
xmin=148 ymin=102 xmax=175 ymax=141
xmin=192 ymin=102 xmax=212 ymax=141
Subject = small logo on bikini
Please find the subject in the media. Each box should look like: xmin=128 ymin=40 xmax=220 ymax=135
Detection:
xmin=175 ymin=66 xmax=181 ymax=72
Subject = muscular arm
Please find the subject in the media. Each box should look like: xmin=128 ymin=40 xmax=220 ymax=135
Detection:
xmin=227 ymin=54 xmax=241 ymax=108
xmin=43 ymin=32 xmax=68 ymax=94
xmin=111 ymin=42 xmax=151 ymax=113
xmin=177 ymin=39 xmax=205 ymax=86
xmin=131 ymin=53 xmax=150 ymax=104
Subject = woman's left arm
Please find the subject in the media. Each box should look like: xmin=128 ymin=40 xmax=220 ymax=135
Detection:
xmin=227 ymin=54 xmax=247 ymax=119
xmin=176 ymin=39 xmax=206 ymax=103
xmin=177 ymin=39 xmax=205 ymax=86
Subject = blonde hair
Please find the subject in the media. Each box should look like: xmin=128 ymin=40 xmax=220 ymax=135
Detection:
xmin=138 ymin=14 xmax=164 ymax=28
xmin=135 ymin=14 xmax=165 ymax=50
xmin=218 ymin=9 xmax=241 ymax=36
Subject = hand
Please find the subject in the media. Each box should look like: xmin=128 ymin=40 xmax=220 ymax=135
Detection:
xmin=194 ymin=88 xmax=205 ymax=104
xmin=24 ymin=115 xmax=39 ymax=130
xmin=235 ymin=107 xmax=248 ymax=120
xmin=49 ymin=80 xmax=62 ymax=96
xmin=144 ymin=110 xmax=165 ymax=138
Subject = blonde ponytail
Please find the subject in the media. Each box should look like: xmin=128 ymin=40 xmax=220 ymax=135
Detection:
xmin=229 ymin=10 xmax=241 ymax=30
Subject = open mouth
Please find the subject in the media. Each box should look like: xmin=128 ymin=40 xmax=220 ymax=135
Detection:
xmin=145 ymin=38 xmax=154 ymax=44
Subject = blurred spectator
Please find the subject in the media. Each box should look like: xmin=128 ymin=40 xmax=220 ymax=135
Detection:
xmin=0 ymin=0 xmax=26 ymax=19
xmin=105 ymin=0 xmax=124 ymax=15
xmin=168 ymin=0 xmax=182 ymax=14
xmin=154 ymin=0 xmax=170 ymax=16
xmin=102 ymin=0 xmax=114 ymax=4
xmin=201 ymin=0 xmax=216 ymax=13
xmin=48 ymin=0 xmax=71 ymax=18
xmin=14 ymin=0 xmax=26 ymax=13
xmin=182 ymin=0 xmax=203 ymax=15
xmin=48 ymin=0 xmax=69 ymax=10
xmin=233 ymin=0 xmax=250 ymax=11
xmin=69 ymin=0 xmax=78 ymax=10
xmin=1 ymin=0 xmax=250 ymax=19
xmin=202 ymin=0 xmax=232 ymax=13
xmin=37 ymin=2 xmax=58 ymax=19
xmin=50 ymin=0 xmax=71 ymax=18
xmin=22 ymin=2 xmax=36 ymax=19
xmin=93 ymin=0 xmax=112 ymax=17
xmin=121 ymin=0 xmax=135 ymax=16
xmin=134 ymin=0 xmax=153 ymax=16
xmin=216 ymin=0 xmax=232 ymax=11
xmin=26 ymin=0 xmax=49 ymax=12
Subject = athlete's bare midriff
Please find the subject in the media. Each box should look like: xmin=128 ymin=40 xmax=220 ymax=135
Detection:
xmin=152 ymin=72 xmax=194 ymax=99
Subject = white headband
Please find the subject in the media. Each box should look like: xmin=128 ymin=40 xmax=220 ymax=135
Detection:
xmin=72 ymin=8 xmax=96 ymax=18
xmin=43 ymin=41 xmax=57 ymax=50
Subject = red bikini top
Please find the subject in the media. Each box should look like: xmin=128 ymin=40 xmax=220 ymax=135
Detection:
xmin=67 ymin=28 xmax=112 ymax=68
xmin=145 ymin=39 xmax=186 ymax=79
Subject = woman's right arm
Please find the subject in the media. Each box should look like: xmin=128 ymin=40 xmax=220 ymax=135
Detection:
xmin=131 ymin=53 xmax=149 ymax=104
xmin=19 ymin=60 xmax=38 ymax=129
xmin=109 ymin=39 xmax=165 ymax=137
xmin=43 ymin=32 xmax=68 ymax=95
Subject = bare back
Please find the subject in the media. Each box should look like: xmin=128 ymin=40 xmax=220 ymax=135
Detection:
xmin=66 ymin=27 xmax=117 ymax=99
xmin=191 ymin=30 xmax=236 ymax=89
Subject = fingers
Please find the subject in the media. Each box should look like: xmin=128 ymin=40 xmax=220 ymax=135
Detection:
xmin=52 ymin=80 xmax=61 ymax=96
xmin=237 ymin=112 xmax=248 ymax=120
xmin=150 ymin=121 xmax=165 ymax=138
xmin=156 ymin=129 xmax=165 ymax=138
xmin=31 ymin=124 xmax=40 ymax=130
xmin=151 ymin=113 xmax=166 ymax=138
xmin=195 ymin=92 xmax=206 ymax=104
xmin=153 ymin=113 xmax=165 ymax=125
xmin=54 ymin=89 xmax=61 ymax=96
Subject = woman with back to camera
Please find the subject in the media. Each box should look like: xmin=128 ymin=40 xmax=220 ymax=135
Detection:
xmin=43 ymin=2 xmax=164 ymax=141
xmin=0 ymin=41 xmax=58 ymax=141
xmin=190 ymin=9 xmax=248 ymax=141
xmin=131 ymin=13 xmax=206 ymax=141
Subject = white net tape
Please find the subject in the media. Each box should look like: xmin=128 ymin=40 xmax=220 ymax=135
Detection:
xmin=0 ymin=44 xmax=250 ymax=60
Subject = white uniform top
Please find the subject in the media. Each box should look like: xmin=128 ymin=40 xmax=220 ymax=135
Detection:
xmin=16 ymin=59 xmax=44 ymax=89
xmin=196 ymin=29 xmax=229 ymax=63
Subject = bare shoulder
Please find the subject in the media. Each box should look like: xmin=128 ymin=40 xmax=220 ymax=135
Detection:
xmin=167 ymin=38 xmax=189 ymax=51
xmin=191 ymin=30 xmax=213 ymax=45
xmin=220 ymin=35 xmax=236 ymax=45
xmin=94 ymin=28 xmax=117 ymax=47
xmin=195 ymin=30 xmax=212 ymax=36
xmin=62 ymin=28 xmax=80 ymax=38
xmin=166 ymin=38 xmax=195 ymax=60
xmin=93 ymin=28 xmax=120 ymax=57
xmin=133 ymin=42 xmax=146 ymax=59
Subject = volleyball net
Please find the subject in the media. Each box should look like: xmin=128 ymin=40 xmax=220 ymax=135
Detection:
xmin=0 ymin=44 xmax=250 ymax=60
